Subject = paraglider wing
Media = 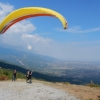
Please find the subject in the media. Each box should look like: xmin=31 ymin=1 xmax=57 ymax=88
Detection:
xmin=0 ymin=7 xmax=68 ymax=34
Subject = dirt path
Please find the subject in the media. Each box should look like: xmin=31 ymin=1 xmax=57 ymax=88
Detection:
xmin=0 ymin=80 xmax=100 ymax=100
xmin=0 ymin=81 xmax=79 ymax=100
xmin=44 ymin=82 xmax=100 ymax=100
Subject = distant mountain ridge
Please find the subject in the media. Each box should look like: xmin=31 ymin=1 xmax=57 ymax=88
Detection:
xmin=0 ymin=60 xmax=75 ymax=83
xmin=0 ymin=46 xmax=58 ymax=70
xmin=1 ymin=46 xmax=100 ymax=85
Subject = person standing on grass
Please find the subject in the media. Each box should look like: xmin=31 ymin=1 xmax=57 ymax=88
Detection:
xmin=12 ymin=70 xmax=17 ymax=81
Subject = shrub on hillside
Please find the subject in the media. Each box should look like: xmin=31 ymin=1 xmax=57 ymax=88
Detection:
xmin=86 ymin=83 xmax=100 ymax=87
xmin=0 ymin=75 xmax=8 ymax=80
xmin=63 ymin=82 xmax=70 ymax=84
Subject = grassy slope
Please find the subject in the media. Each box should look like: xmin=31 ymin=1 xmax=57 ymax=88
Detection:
xmin=0 ymin=68 xmax=25 ymax=80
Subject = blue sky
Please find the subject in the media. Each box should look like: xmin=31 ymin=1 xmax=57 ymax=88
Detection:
xmin=0 ymin=0 xmax=100 ymax=62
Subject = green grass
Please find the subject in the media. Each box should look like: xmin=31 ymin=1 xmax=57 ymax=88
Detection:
xmin=86 ymin=83 xmax=100 ymax=87
xmin=0 ymin=68 xmax=26 ymax=80
xmin=62 ymin=82 xmax=70 ymax=84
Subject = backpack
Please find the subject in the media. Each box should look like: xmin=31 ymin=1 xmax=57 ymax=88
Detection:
xmin=29 ymin=71 xmax=32 ymax=75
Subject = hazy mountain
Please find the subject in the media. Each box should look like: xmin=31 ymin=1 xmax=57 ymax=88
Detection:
xmin=0 ymin=46 xmax=58 ymax=71
xmin=0 ymin=60 xmax=100 ymax=85
xmin=1 ymin=46 xmax=100 ymax=85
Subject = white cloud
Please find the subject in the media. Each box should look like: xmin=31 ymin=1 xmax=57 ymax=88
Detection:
xmin=21 ymin=33 xmax=53 ymax=52
xmin=0 ymin=2 xmax=14 ymax=22
xmin=0 ymin=20 xmax=36 ymax=47
xmin=56 ymin=26 xmax=100 ymax=34
xmin=22 ymin=34 xmax=53 ymax=44
xmin=27 ymin=44 xmax=32 ymax=50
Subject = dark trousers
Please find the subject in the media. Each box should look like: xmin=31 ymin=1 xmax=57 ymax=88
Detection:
xmin=26 ymin=75 xmax=32 ymax=83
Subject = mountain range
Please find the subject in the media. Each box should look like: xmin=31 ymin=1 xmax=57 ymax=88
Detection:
xmin=0 ymin=46 xmax=100 ymax=85
xmin=0 ymin=46 xmax=58 ymax=71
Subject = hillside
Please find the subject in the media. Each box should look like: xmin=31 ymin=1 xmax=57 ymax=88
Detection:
xmin=0 ymin=60 xmax=75 ymax=83
xmin=0 ymin=80 xmax=100 ymax=100
xmin=0 ymin=61 xmax=100 ymax=100
xmin=1 ymin=60 xmax=100 ymax=85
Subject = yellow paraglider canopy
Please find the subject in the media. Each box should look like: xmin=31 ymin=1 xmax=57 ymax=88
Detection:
xmin=0 ymin=7 xmax=68 ymax=34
